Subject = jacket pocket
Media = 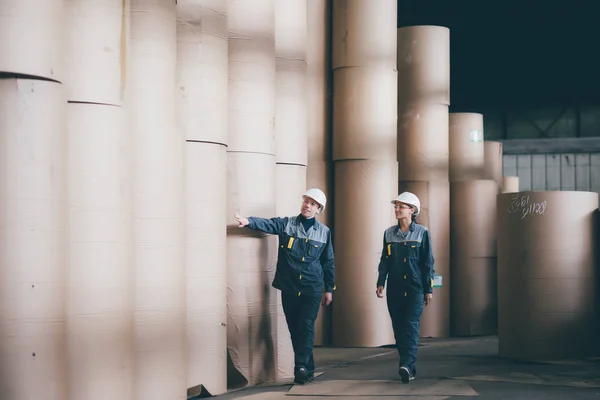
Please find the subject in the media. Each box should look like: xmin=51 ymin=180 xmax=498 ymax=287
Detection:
xmin=307 ymin=240 xmax=323 ymax=258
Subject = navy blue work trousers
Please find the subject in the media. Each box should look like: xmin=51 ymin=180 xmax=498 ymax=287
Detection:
xmin=281 ymin=292 xmax=322 ymax=375
xmin=386 ymin=290 xmax=425 ymax=376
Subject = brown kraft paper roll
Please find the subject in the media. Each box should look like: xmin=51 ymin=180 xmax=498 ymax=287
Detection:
xmin=332 ymin=160 xmax=397 ymax=346
xmin=497 ymin=191 xmax=599 ymax=359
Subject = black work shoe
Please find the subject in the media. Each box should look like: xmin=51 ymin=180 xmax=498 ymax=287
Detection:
xmin=294 ymin=367 xmax=308 ymax=384
xmin=398 ymin=366 xmax=414 ymax=383
xmin=306 ymin=373 xmax=315 ymax=383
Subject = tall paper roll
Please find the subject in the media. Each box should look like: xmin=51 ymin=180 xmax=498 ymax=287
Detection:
xmin=66 ymin=103 xmax=133 ymax=400
xmin=226 ymin=152 xmax=277 ymax=387
xmin=332 ymin=160 xmax=397 ymax=346
xmin=397 ymin=102 xmax=449 ymax=181
xmin=484 ymin=141 xmax=503 ymax=191
xmin=331 ymin=0 xmax=397 ymax=69
xmin=186 ymin=142 xmax=227 ymax=396
xmin=130 ymin=1 xmax=186 ymax=398
xmin=0 ymin=79 xmax=67 ymax=400
xmin=64 ymin=0 xmax=125 ymax=104
xmin=332 ymin=67 xmax=397 ymax=161
xmin=0 ymin=0 xmax=62 ymax=80
xmin=228 ymin=0 xmax=276 ymax=154
xmin=177 ymin=0 xmax=228 ymax=145
xmin=449 ymin=113 xmax=485 ymax=182
xmin=396 ymin=26 xmax=450 ymax=105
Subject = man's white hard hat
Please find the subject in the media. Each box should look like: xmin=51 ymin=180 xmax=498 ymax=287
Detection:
xmin=303 ymin=188 xmax=327 ymax=213
xmin=391 ymin=192 xmax=421 ymax=216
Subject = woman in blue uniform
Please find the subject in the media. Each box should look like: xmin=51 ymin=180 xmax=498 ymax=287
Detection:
xmin=376 ymin=192 xmax=435 ymax=383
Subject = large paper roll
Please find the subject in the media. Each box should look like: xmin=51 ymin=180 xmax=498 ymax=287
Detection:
xmin=484 ymin=141 xmax=503 ymax=191
xmin=0 ymin=79 xmax=67 ymax=399
xmin=397 ymin=180 xmax=451 ymax=338
xmin=130 ymin=1 xmax=186 ymax=398
xmin=64 ymin=0 xmax=125 ymax=104
xmin=397 ymin=102 xmax=449 ymax=181
xmin=66 ymin=103 xmax=133 ymax=400
xmin=497 ymin=191 xmax=599 ymax=359
xmin=186 ymin=142 xmax=227 ymax=396
xmin=275 ymin=0 xmax=307 ymax=165
xmin=0 ymin=0 xmax=62 ymax=80
xmin=332 ymin=67 xmax=397 ymax=161
xmin=397 ymin=26 xmax=450 ymax=105
xmin=450 ymin=180 xmax=498 ymax=259
xmin=228 ymin=0 xmax=276 ymax=154
xmin=226 ymin=152 xmax=278 ymax=387
xmin=449 ymin=113 xmax=485 ymax=182
xmin=332 ymin=160 xmax=397 ymax=346
xmin=451 ymin=257 xmax=497 ymax=336
xmin=177 ymin=0 xmax=228 ymax=145
xmin=331 ymin=0 xmax=397 ymax=69
xmin=307 ymin=0 xmax=331 ymax=162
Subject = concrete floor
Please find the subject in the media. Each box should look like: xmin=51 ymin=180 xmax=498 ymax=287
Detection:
xmin=214 ymin=336 xmax=600 ymax=399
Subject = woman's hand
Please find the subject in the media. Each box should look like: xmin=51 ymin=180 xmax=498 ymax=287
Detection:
xmin=376 ymin=286 xmax=384 ymax=298
xmin=234 ymin=213 xmax=249 ymax=227
xmin=424 ymin=293 xmax=433 ymax=305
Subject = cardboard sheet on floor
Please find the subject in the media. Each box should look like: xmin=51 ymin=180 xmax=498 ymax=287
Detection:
xmin=238 ymin=393 xmax=449 ymax=400
xmin=287 ymin=379 xmax=478 ymax=396
xmin=452 ymin=373 xmax=600 ymax=389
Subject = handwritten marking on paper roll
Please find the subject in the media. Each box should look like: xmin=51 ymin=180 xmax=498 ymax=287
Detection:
xmin=507 ymin=194 xmax=547 ymax=219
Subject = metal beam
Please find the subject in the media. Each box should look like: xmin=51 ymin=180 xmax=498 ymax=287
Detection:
xmin=499 ymin=137 xmax=600 ymax=155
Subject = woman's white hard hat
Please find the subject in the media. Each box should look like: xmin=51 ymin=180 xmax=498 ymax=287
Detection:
xmin=391 ymin=192 xmax=421 ymax=215
xmin=303 ymin=188 xmax=327 ymax=212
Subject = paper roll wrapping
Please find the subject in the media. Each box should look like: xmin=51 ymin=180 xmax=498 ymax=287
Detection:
xmin=307 ymin=161 xmax=333 ymax=345
xmin=397 ymin=102 xmax=449 ymax=181
xmin=228 ymin=0 xmax=276 ymax=154
xmin=0 ymin=79 xmax=67 ymax=399
xmin=332 ymin=67 xmax=397 ymax=161
xmin=274 ymin=164 xmax=306 ymax=379
xmin=307 ymin=0 xmax=331 ymax=162
xmin=497 ymin=191 xmax=599 ymax=359
xmin=66 ymin=103 xmax=133 ymax=399
xmin=63 ymin=0 xmax=125 ymax=104
xmin=226 ymin=152 xmax=277 ymax=386
xmin=177 ymin=0 xmax=228 ymax=145
xmin=332 ymin=160 xmax=397 ymax=346
xmin=331 ymin=0 xmax=397 ymax=69
xmin=0 ymin=0 xmax=62 ymax=80
xmin=502 ymin=176 xmax=519 ymax=193
xmin=450 ymin=180 xmax=498 ymax=259
xmin=397 ymin=26 xmax=450 ymax=105
xmin=449 ymin=113 xmax=485 ymax=182
xmin=186 ymin=143 xmax=227 ymax=396
xmin=451 ymin=257 xmax=497 ymax=336
xmin=275 ymin=0 xmax=307 ymax=165
xmin=130 ymin=1 xmax=186 ymax=398
xmin=484 ymin=141 xmax=503 ymax=191
xmin=398 ymin=180 xmax=450 ymax=337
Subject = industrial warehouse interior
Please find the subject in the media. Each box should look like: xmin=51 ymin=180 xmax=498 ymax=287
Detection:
xmin=1 ymin=0 xmax=599 ymax=399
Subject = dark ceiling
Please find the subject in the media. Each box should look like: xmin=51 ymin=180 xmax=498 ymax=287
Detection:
xmin=397 ymin=0 xmax=600 ymax=109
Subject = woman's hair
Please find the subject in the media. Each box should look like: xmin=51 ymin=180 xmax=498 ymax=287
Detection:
xmin=411 ymin=213 xmax=418 ymax=223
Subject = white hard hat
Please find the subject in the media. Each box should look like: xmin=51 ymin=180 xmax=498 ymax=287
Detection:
xmin=303 ymin=188 xmax=327 ymax=213
xmin=391 ymin=192 xmax=420 ymax=216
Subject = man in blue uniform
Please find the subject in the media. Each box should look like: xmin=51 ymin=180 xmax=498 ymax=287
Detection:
xmin=376 ymin=192 xmax=435 ymax=383
xmin=234 ymin=188 xmax=335 ymax=385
